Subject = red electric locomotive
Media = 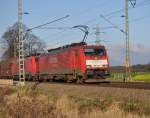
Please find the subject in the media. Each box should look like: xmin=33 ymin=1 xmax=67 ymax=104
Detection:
xmin=0 ymin=42 xmax=110 ymax=83
xmin=37 ymin=42 xmax=110 ymax=83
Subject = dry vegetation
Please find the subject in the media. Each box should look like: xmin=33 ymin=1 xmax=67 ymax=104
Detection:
xmin=0 ymin=84 xmax=150 ymax=118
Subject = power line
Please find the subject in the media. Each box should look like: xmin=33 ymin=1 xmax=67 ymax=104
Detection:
xmin=100 ymin=15 xmax=125 ymax=34
xmin=78 ymin=0 xmax=150 ymax=30
xmin=38 ymin=27 xmax=72 ymax=30
xmin=43 ymin=12 xmax=150 ymax=48
xmin=104 ymin=0 xmax=150 ymax=19
xmin=22 ymin=15 xmax=70 ymax=49
xmin=86 ymin=0 xmax=150 ymax=27
xmin=104 ymin=13 xmax=150 ymax=30
xmin=126 ymin=13 xmax=150 ymax=24
xmin=75 ymin=0 xmax=110 ymax=17
xmin=64 ymin=1 xmax=111 ymax=27
xmin=43 ymin=12 xmax=150 ymax=47
xmin=35 ymin=0 xmax=150 ymax=48
xmin=69 ymin=0 xmax=110 ymax=21
xmin=27 ymin=15 xmax=70 ymax=31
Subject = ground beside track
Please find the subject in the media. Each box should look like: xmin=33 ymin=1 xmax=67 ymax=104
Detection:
xmin=1 ymin=82 xmax=150 ymax=117
xmin=26 ymin=82 xmax=150 ymax=101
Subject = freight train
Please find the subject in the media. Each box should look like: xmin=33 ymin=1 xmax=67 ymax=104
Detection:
xmin=0 ymin=42 xmax=110 ymax=83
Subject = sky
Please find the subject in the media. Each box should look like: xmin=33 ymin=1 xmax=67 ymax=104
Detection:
xmin=0 ymin=0 xmax=150 ymax=65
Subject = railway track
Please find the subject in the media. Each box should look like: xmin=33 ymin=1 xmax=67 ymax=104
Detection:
xmin=0 ymin=79 xmax=150 ymax=90
xmin=92 ymin=81 xmax=150 ymax=90
xmin=29 ymin=81 xmax=150 ymax=90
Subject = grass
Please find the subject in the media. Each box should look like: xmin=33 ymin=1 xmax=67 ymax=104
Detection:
xmin=0 ymin=84 xmax=150 ymax=118
xmin=120 ymin=97 xmax=150 ymax=116
xmin=109 ymin=72 xmax=125 ymax=81
xmin=133 ymin=73 xmax=150 ymax=82
xmin=70 ymin=96 xmax=113 ymax=112
xmin=109 ymin=72 xmax=150 ymax=82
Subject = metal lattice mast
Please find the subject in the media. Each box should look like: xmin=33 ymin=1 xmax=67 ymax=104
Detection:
xmin=95 ymin=26 xmax=101 ymax=45
xmin=125 ymin=0 xmax=130 ymax=81
xmin=93 ymin=26 xmax=104 ymax=45
xmin=18 ymin=0 xmax=25 ymax=86
xmin=125 ymin=0 xmax=136 ymax=81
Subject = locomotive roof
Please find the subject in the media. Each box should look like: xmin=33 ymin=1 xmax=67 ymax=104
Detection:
xmin=85 ymin=45 xmax=105 ymax=48
xmin=47 ymin=41 xmax=87 ymax=53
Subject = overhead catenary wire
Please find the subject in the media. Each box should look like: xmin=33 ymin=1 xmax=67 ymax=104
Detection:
xmin=100 ymin=15 xmax=125 ymax=34
xmin=27 ymin=15 xmax=70 ymax=31
xmin=74 ymin=0 xmax=110 ymax=17
xmin=38 ymin=27 xmax=72 ymax=30
xmin=83 ymin=0 xmax=145 ymax=24
xmin=33 ymin=0 xmax=150 ymax=48
xmin=47 ymin=12 xmax=150 ymax=49
xmin=104 ymin=0 xmax=150 ymax=18
xmin=87 ymin=0 xmax=150 ymax=27
xmin=68 ymin=0 xmax=110 ymax=22
xmin=102 ymin=13 xmax=150 ymax=30
xmin=22 ymin=15 xmax=70 ymax=42
xmin=44 ymin=0 xmax=150 ymax=41
xmin=41 ymin=0 xmax=110 ymax=41
xmin=75 ymin=0 xmax=150 ymax=28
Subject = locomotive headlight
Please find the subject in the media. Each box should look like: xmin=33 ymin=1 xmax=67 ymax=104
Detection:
xmin=102 ymin=64 xmax=108 ymax=68
xmin=86 ymin=65 xmax=92 ymax=68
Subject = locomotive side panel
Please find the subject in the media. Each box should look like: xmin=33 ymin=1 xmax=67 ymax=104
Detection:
xmin=71 ymin=46 xmax=86 ymax=76
xmin=25 ymin=56 xmax=37 ymax=80
xmin=38 ymin=48 xmax=74 ymax=80
xmin=37 ymin=46 xmax=87 ymax=81
xmin=11 ymin=59 xmax=18 ymax=77
xmin=56 ymin=51 xmax=73 ymax=74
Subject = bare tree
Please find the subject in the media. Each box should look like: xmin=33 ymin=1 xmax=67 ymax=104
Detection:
xmin=1 ymin=22 xmax=46 ymax=59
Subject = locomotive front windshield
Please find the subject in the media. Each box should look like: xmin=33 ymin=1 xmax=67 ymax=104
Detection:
xmin=84 ymin=48 xmax=105 ymax=56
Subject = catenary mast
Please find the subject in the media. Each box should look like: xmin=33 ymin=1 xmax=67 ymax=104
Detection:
xmin=124 ymin=0 xmax=136 ymax=81
xmin=18 ymin=0 xmax=25 ymax=86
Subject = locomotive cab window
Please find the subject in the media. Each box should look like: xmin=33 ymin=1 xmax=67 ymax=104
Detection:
xmin=84 ymin=48 xmax=105 ymax=56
